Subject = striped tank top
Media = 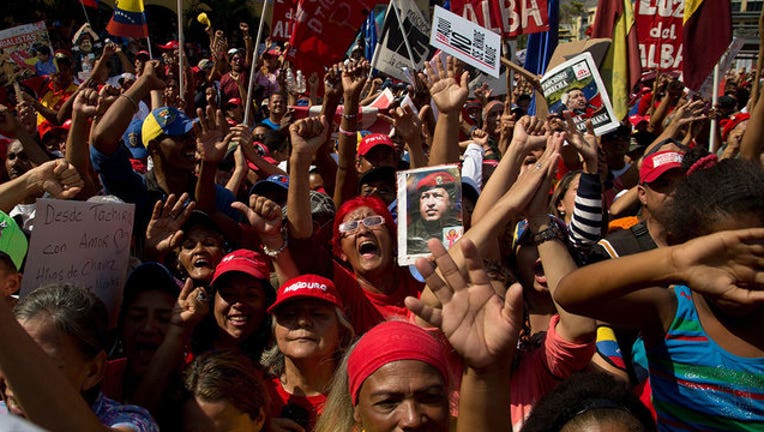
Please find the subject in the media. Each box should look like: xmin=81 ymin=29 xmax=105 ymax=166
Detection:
xmin=648 ymin=285 xmax=764 ymax=431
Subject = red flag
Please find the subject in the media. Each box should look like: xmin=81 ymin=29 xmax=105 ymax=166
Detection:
xmin=81 ymin=0 xmax=98 ymax=9
xmin=287 ymin=0 xmax=379 ymax=78
xmin=271 ymin=0 xmax=298 ymax=42
xmin=682 ymin=0 xmax=731 ymax=90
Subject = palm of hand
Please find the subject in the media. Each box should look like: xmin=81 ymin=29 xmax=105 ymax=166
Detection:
xmin=197 ymin=131 xmax=227 ymax=162
xmin=430 ymin=79 xmax=467 ymax=112
xmin=440 ymin=285 xmax=517 ymax=369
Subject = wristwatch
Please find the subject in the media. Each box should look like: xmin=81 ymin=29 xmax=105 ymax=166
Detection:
xmin=531 ymin=216 xmax=566 ymax=245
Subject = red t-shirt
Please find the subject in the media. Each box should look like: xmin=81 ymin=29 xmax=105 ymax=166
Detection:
xmin=266 ymin=377 xmax=326 ymax=431
xmin=332 ymin=260 xmax=423 ymax=335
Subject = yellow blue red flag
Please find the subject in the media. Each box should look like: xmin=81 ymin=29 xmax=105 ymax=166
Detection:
xmin=106 ymin=0 xmax=148 ymax=39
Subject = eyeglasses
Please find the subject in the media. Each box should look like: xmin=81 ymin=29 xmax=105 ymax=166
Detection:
xmin=338 ymin=215 xmax=385 ymax=234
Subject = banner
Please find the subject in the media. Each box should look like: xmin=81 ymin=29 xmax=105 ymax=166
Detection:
xmin=430 ymin=5 xmax=501 ymax=78
xmin=373 ymin=0 xmax=431 ymax=81
xmin=288 ymin=0 xmax=377 ymax=79
xmin=22 ymin=199 xmax=135 ymax=325
xmin=450 ymin=0 xmax=549 ymax=37
xmin=0 ymin=21 xmax=54 ymax=87
xmin=541 ymin=52 xmax=620 ymax=136
xmin=271 ymin=0 xmax=297 ymax=42
xmin=635 ymin=0 xmax=683 ymax=71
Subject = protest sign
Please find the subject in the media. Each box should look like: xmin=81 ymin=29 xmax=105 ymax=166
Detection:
xmin=0 ymin=21 xmax=54 ymax=87
xmin=372 ymin=0 xmax=431 ymax=81
xmin=22 ymin=199 xmax=135 ymax=324
xmin=430 ymin=6 xmax=501 ymax=78
xmin=450 ymin=0 xmax=549 ymax=37
xmin=635 ymin=0 xmax=683 ymax=71
xmin=397 ymin=165 xmax=463 ymax=266
xmin=541 ymin=51 xmax=620 ymax=136
xmin=271 ymin=0 xmax=297 ymax=42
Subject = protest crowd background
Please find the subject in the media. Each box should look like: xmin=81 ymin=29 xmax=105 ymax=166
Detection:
xmin=0 ymin=0 xmax=762 ymax=431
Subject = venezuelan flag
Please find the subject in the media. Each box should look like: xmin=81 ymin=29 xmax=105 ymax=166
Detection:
xmin=682 ymin=0 xmax=731 ymax=91
xmin=106 ymin=0 xmax=148 ymax=39
xmin=590 ymin=0 xmax=641 ymax=121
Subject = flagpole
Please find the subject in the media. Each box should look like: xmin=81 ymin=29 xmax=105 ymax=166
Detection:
xmin=390 ymin=0 xmax=417 ymax=70
xmin=177 ymin=0 xmax=185 ymax=100
xmin=245 ymin=0 xmax=271 ymax=125
xmin=709 ymin=63 xmax=720 ymax=152
xmin=79 ymin=1 xmax=92 ymax=27
xmin=146 ymin=35 xmax=154 ymax=59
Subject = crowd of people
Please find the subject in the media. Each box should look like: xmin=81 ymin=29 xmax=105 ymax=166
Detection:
xmin=0 ymin=9 xmax=762 ymax=432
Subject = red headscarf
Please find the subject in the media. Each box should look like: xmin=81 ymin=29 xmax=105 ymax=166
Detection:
xmin=347 ymin=320 xmax=450 ymax=405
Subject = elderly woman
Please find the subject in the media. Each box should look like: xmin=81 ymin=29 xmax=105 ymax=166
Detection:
xmin=316 ymin=238 xmax=523 ymax=432
xmin=0 ymin=283 xmax=158 ymax=431
xmin=263 ymin=274 xmax=355 ymax=431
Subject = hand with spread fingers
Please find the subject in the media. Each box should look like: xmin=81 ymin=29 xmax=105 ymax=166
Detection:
xmin=406 ymin=238 xmax=524 ymax=370
xmin=420 ymin=55 xmax=469 ymax=114
xmin=145 ymin=193 xmax=197 ymax=258
xmin=195 ymin=105 xmax=230 ymax=163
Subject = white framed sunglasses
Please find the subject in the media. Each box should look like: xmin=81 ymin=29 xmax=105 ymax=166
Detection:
xmin=338 ymin=215 xmax=385 ymax=234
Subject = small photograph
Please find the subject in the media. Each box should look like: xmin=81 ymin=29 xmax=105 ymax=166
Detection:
xmin=397 ymin=164 xmax=463 ymax=266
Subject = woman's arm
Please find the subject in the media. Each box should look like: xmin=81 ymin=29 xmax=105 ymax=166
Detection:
xmin=422 ymin=55 xmax=468 ymax=166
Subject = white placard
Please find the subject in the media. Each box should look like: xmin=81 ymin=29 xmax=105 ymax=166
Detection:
xmin=429 ymin=5 xmax=501 ymax=78
xmin=22 ymin=199 xmax=135 ymax=324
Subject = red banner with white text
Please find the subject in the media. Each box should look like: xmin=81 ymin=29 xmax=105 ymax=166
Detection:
xmin=635 ymin=0 xmax=683 ymax=71
xmin=271 ymin=0 xmax=297 ymax=42
xmin=450 ymin=0 xmax=549 ymax=37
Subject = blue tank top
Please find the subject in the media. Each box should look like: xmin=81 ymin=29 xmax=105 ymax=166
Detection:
xmin=648 ymin=285 xmax=764 ymax=431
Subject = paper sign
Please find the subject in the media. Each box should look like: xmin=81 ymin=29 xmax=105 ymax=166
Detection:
xmin=0 ymin=21 xmax=55 ymax=86
xmin=541 ymin=52 xmax=620 ymax=136
xmin=397 ymin=164 xmax=463 ymax=266
xmin=430 ymin=5 xmax=501 ymax=78
xmin=373 ymin=0 xmax=432 ymax=81
xmin=22 ymin=199 xmax=135 ymax=324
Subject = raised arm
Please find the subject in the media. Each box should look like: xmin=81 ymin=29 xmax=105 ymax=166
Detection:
xmin=287 ymin=116 xmax=328 ymax=239
xmin=378 ymin=105 xmax=427 ymax=168
xmin=92 ymin=60 xmax=165 ymax=155
xmin=740 ymin=79 xmax=764 ymax=166
xmin=0 ymin=104 xmax=50 ymax=165
xmin=66 ymin=88 xmax=100 ymax=198
xmin=0 ymin=160 xmax=83 ymax=213
xmin=333 ymin=60 xmax=368 ymax=207
xmin=422 ymin=55 xmax=469 ymax=166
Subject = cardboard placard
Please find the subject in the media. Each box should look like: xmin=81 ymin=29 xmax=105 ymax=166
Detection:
xmin=397 ymin=165 xmax=463 ymax=266
xmin=373 ymin=0 xmax=432 ymax=81
xmin=430 ymin=5 xmax=501 ymax=78
xmin=22 ymin=199 xmax=135 ymax=324
xmin=540 ymin=52 xmax=620 ymax=136
xmin=0 ymin=21 xmax=55 ymax=86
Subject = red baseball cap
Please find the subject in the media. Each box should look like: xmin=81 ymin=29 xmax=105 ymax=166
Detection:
xmin=416 ymin=171 xmax=456 ymax=192
xmin=640 ymin=150 xmax=684 ymax=184
xmin=158 ymin=40 xmax=179 ymax=50
xmin=38 ymin=120 xmax=71 ymax=141
xmin=267 ymin=274 xmax=342 ymax=313
xmin=358 ymin=133 xmax=395 ymax=157
xmin=136 ymin=50 xmax=150 ymax=59
xmin=211 ymin=249 xmax=269 ymax=286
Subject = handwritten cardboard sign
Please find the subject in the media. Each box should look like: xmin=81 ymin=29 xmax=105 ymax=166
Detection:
xmin=22 ymin=199 xmax=135 ymax=324
xmin=430 ymin=5 xmax=501 ymax=78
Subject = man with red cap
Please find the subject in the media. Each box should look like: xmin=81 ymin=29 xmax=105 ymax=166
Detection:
xmin=407 ymin=170 xmax=461 ymax=255
xmin=355 ymin=133 xmax=397 ymax=174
